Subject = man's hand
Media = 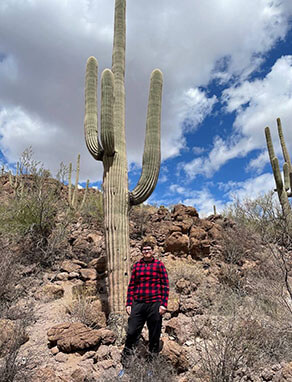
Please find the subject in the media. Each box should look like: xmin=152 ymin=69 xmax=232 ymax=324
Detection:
xmin=126 ymin=306 xmax=131 ymax=315
xmin=159 ymin=305 xmax=167 ymax=315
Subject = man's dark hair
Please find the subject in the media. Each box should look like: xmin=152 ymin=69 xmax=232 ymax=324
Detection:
xmin=141 ymin=236 xmax=156 ymax=249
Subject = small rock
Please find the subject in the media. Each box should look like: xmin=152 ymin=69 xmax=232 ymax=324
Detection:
xmin=61 ymin=260 xmax=81 ymax=273
xmin=72 ymin=259 xmax=87 ymax=267
xmin=56 ymin=272 xmax=69 ymax=281
xmin=79 ymin=268 xmax=97 ymax=281
xmin=55 ymin=352 xmax=68 ymax=363
xmin=51 ymin=346 xmax=59 ymax=355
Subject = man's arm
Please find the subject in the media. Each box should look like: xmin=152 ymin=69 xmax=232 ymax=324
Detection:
xmin=159 ymin=262 xmax=169 ymax=309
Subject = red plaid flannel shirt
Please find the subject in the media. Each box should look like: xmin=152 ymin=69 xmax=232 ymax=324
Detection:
xmin=126 ymin=257 xmax=169 ymax=307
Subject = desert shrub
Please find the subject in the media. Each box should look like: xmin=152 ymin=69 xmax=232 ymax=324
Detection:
xmin=63 ymin=295 xmax=103 ymax=329
xmin=130 ymin=204 xmax=156 ymax=239
xmin=168 ymin=261 xmax=202 ymax=289
xmin=80 ymin=190 xmax=103 ymax=224
xmin=224 ymin=192 xmax=291 ymax=246
xmin=100 ymin=350 xmax=175 ymax=382
xmin=196 ymin=297 xmax=292 ymax=382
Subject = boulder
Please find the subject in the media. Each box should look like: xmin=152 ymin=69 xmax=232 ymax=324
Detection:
xmin=79 ymin=268 xmax=97 ymax=281
xmin=161 ymin=338 xmax=188 ymax=372
xmin=172 ymin=204 xmax=199 ymax=219
xmin=96 ymin=329 xmax=116 ymax=345
xmin=88 ymin=256 xmax=107 ymax=273
xmin=47 ymin=322 xmax=101 ymax=352
xmin=189 ymin=237 xmax=210 ymax=260
xmin=165 ymin=314 xmax=193 ymax=345
xmin=0 ymin=319 xmax=29 ymax=357
xmin=165 ymin=232 xmax=189 ymax=254
xmin=60 ymin=260 xmax=81 ymax=273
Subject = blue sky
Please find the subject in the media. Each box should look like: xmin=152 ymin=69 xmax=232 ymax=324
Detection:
xmin=0 ymin=0 xmax=292 ymax=216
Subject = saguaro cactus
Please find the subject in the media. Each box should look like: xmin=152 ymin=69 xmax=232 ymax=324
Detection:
xmin=84 ymin=0 xmax=163 ymax=313
xmin=68 ymin=154 xmax=89 ymax=210
xmin=265 ymin=118 xmax=292 ymax=221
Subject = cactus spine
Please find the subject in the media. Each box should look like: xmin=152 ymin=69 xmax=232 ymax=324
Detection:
xmin=265 ymin=118 xmax=292 ymax=222
xmin=84 ymin=0 xmax=163 ymax=313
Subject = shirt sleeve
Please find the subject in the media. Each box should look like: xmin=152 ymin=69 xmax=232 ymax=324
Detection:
xmin=126 ymin=264 xmax=136 ymax=306
xmin=159 ymin=262 xmax=169 ymax=308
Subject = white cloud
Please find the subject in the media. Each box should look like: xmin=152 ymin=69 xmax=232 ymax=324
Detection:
xmin=182 ymin=55 xmax=292 ymax=179
xmin=183 ymin=188 xmax=225 ymax=217
xmin=220 ymin=173 xmax=276 ymax=201
xmin=178 ymin=88 xmax=217 ymax=131
xmin=246 ymin=150 xmax=269 ymax=173
xmin=0 ymin=0 xmax=291 ymax=182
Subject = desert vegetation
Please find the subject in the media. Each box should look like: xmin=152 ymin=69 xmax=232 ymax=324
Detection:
xmin=1 ymin=152 xmax=292 ymax=381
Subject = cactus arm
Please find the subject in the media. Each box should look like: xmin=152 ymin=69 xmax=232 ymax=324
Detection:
xmin=277 ymin=118 xmax=292 ymax=172
xmin=84 ymin=57 xmax=104 ymax=161
xmin=265 ymin=126 xmax=276 ymax=164
xmin=100 ymin=69 xmax=115 ymax=155
xmin=284 ymin=162 xmax=290 ymax=191
xmin=129 ymin=69 xmax=163 ymax=205
xmin=272 ymin=157 xmax=292 ymax=220
xmin=112 ymin=0 xmax=126 ymax=81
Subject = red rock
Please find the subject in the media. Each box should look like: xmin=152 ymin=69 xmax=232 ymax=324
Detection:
xmin=47 ymin=322 xmax=102 ymax=352
xmin=165 ymin=232 xmax=189 ymax=254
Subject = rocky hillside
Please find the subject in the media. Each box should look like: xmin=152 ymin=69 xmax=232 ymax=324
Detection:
xmin=1 ymin=174 xmax=292 ymax=382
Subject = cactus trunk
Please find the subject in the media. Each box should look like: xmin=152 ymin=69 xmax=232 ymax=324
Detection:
xmin=265 ymin=120 xmax=292 ymax=223
xmin=84 ymin=0 xmax=163 ymax=313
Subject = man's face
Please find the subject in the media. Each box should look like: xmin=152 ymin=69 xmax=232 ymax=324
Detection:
xmin=142 ymin=246 xmax=153 ymax=261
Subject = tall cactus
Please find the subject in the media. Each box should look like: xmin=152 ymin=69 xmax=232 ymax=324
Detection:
xmin=84 ymin=0 xmax=163 ymax=313
xmin=265 ymin=118 xmax=292 ymax=222
xmin=68 ymin=154 xmax=89 ymax=211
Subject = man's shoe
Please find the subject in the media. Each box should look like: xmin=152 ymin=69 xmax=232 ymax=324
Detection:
xmin=146 ymin=370 xmax=153 ymax=377
xmin=118 ymin=369 xmax=125 ymax=378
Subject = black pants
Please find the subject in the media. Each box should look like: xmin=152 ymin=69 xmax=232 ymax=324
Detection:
xmin=122 ymin=301 xmax=162 ymax=365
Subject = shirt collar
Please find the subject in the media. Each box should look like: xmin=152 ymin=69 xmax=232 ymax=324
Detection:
xmin=140 ymin=256 xmax=155 ymax=264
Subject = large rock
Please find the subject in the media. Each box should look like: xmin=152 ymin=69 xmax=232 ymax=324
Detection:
xmin=189 ymin=237 xmax=210 ymax=260
xmin=88 ymin=256 xmax=107 ymax=273
xmin=33 ymin=367 xmax=69 ymax=382
xmin=79 ymin=268 xmax=97 ymax=281
xmin=161 ymin=338 xmax=188 ymax=372
xmin=172 ymin=204 xmax=199 ymax=219
xmin=47 ymin=322 xmax=102 ymax=352
xmin=96 ymin=328 xmax=116 ymax=345
xmin=0 ymin=319 xmax=29 ymax=357
xmin=60 ymin=260 xmax=81 ymax=273
xmin=165 ymin=232 xmax=189 ymax=254
xmin=165 ymin=314 xmax=193 ymax=345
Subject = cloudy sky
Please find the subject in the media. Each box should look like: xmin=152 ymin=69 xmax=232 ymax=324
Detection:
xmin=0 ymin=0 xmax=292 ymax=216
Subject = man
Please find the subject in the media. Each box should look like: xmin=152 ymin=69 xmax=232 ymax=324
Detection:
xmin=121 ymin=236 xmax=169 ymax=369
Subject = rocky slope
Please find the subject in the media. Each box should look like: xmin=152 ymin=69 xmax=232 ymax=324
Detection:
xmin=1 ymin=175 xmax=292 ymax=381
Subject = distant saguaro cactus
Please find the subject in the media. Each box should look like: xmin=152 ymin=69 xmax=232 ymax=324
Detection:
xmin=265 ymin=118 xmax=292 ymax=221
xmin=84 ymin=0 xmax=163 ymax=313
xmin=68 ymin=154 xmax=89 ymax=210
